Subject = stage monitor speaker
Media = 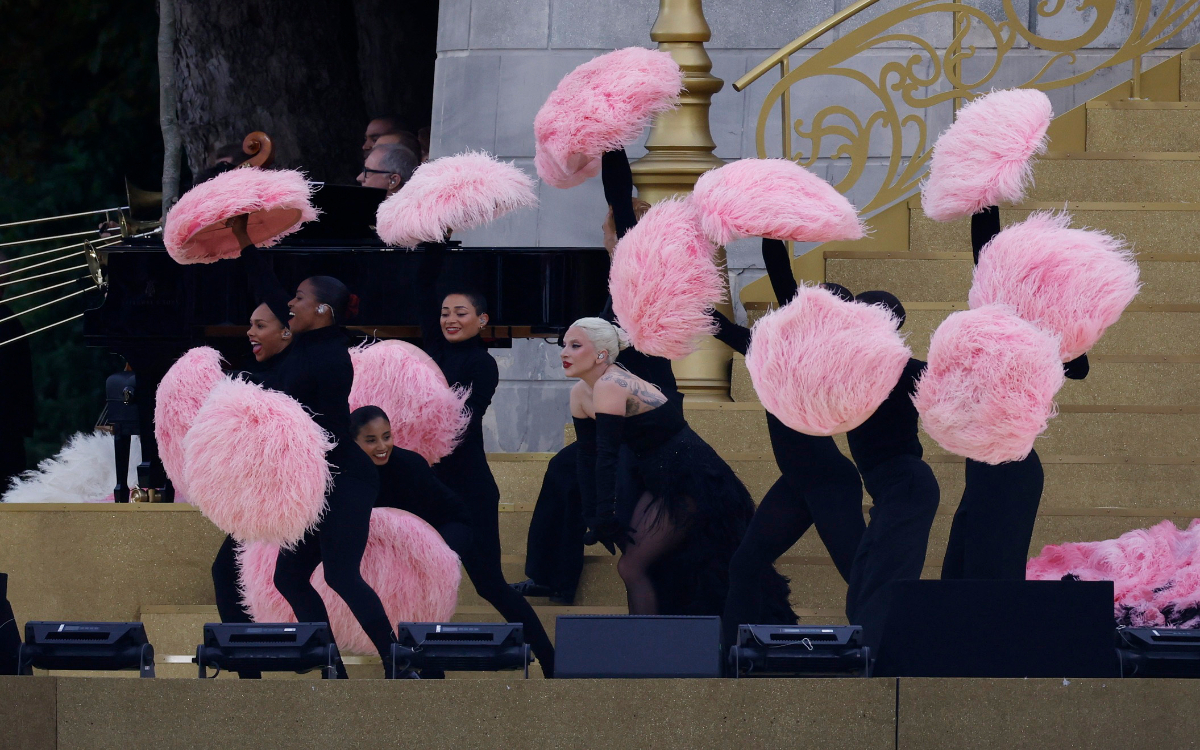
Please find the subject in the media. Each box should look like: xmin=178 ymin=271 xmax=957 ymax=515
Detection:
xmin=19 ymin=621 xmax=154 ymax=677
xmin=195 ymin=623 xmax=341 ymax=678
xmin=861 ymin=580 xmax=1118 ymax=678
xmin=554 ymin=615 xmax=722 ymax=678
xmin=730 ymin=625 xmax=870 ymax=677
xmin=392 ymin=623 xmax=531 ymax=677
xmin=1116 ymin=627 xmax=1200 ymax=678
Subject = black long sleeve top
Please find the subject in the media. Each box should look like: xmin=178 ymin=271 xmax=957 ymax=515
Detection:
xmin=376 ymin=447 xmax=472 ymax=527
xmin=846 ymin=358 xmax=927 ymax=475
xmin=240 ymin=245 xmax=357 ymax=453
xmin=710 ymin=238 xmax=799 ymax=356
xmin=970 ymin=209 xmax=1089 ymax=380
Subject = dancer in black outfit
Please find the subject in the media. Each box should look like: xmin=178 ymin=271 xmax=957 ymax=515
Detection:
xmin=210 ymin=281 xmax=296 ymax=679
xmin=228 ymin=215 xmax=396 ymax=678
xmin=566 ymin=317 xmax=794 ymax=618
xmin=941 ymin=206 xmax=1089 ymax=580
xmin=416 ymin=252 xmax=556 ymax=677
xmin=515 ymin=149 xmax=676 ymax=604
xmin=715 ymin=239 xmax=867 ymax=647
xmin=843 ymin=291 xmax=941 ymax=623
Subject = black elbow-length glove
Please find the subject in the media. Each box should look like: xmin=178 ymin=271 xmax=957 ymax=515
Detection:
xmin=573 ymin=414 xmax=630 ymax=554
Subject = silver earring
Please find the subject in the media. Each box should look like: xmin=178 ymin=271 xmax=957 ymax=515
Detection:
xmin=318 ymin=304 xmax=329 ymax=314
xmin=282 ymin=330 xmax=291 ymax=338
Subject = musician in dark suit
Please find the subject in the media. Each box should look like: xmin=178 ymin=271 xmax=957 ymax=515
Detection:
xmin=0 ymin=252 xmax=36 ymax=491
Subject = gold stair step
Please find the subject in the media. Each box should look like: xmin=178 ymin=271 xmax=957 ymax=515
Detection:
xmin=1086 ymin=102 xmax=1200 ymax=152
xmin=1031 ymin=155 xmax=1200 ymax=202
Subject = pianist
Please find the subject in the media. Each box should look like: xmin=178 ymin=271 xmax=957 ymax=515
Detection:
xmin=357 ymin=143 xmax=419 ymax=196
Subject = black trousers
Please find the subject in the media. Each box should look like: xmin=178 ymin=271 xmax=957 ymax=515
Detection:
xmin=212 ymin=535 xmax=261 ymax=679
xmin=0 ymin=573 xmax=18 ymax=675
xmin=845 ymin=455 xmax=940 ymax=623
xmin=942 ymin=451 xmax=1043 ymax=581
xmin=274 ymin=471 xmax=394 ymax=664
xmin=523 ymin=443 xmax=585 ymax=595
xmin=451 ymin=472 xmax=556 ymax=676
xmin=722 ymin=436 xmax=865 ymax=647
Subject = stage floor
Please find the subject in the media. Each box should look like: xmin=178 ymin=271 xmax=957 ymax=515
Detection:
xmin=3 ymin=676 xmax=1199 ymax=749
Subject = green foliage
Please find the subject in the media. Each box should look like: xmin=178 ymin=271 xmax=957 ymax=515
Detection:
xmin=0 ymin=0 xmax=161 ymax=464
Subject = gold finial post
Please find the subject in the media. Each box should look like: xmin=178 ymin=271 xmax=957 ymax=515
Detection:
xmin=631 ymin=0 xmax=733 ymax=401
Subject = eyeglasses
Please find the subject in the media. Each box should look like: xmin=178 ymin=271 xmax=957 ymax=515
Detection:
xmin=360 ymin=167 xmax=394 ymax=176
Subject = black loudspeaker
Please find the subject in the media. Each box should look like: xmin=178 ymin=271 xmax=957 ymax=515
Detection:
xmin=196 ymin=623 xmax=341 ymax=678
xmin=0 ymin=574 xmax=19 ymax=676
xmin=392 ymin=623 xmax=531 ymax=676
xmin=861 ymin=580 xmax=1118 ymax=678
xmin=1116 ymin=627 xmax=1200 ymax=678
xmin=19 ymin=622 xmax=155 ymax=677
xmin=554 ymin=615 xmax=722 ymax=678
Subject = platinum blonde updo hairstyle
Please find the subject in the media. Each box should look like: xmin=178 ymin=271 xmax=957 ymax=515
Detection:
xmin=569 ymin=317 xmax=631 ymax=361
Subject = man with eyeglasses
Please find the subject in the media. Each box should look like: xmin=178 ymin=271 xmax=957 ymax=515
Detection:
xmin=356 ymin=142 xmax=420 ymax=196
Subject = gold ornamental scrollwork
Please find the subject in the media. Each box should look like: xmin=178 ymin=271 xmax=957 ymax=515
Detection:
xmin=750 ymin=0 xmax=1200 ymax=215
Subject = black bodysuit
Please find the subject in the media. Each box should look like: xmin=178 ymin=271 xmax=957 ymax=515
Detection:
xmin=941 ymin=206 xmax=1089 ymax=581
xmin=239 ymin=245 xmax=393 ymax=672
xmin=417 ymin=247 xmax=556 ymax=677
xmin=844 ymin=357 xmax=941 ymax=623
xmin=716 ymin=238 xmax=866 ymax=647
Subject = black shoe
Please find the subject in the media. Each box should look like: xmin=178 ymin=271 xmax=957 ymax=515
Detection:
xmin=511 ymin=578 xmax=553 ymax=597
xmin=548 ymin=589 xmax=576 ymax=606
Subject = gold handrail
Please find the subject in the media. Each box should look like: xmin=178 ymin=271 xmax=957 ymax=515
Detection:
xmin=733 ymin=0 xmax=885 ymax=92
xmin=737 ymin=0 xmax=1200 ymax=217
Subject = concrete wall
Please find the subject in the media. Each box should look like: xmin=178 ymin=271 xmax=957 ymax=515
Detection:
xmin=431 ymin=0 xmax=1200 ymax=452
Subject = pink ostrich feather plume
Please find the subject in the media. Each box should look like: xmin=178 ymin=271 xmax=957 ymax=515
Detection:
xmin=350 ymin=340 xmax=470 ymax=465
xmin=534 ymin=47 xmax=683 ymax=188
xmin=745 ymin=285 xmax=911 ymax=436
xmin=163 ymin=167 xmax=318 ymax=264
xmin=921 ymin=89 xmax=1052 ymax=222
xmin=238 ymin=508 xmax=462 ymax=655
xmin=375 ymin=151 xmax=537 ymax=247
xmin=183 ymin=377 xmax=333 ymax=548
xmin=913 ymin=304 xmax=1064 ymax=464
xmin=154 ymin=347 xmax=225 ymax=498
xmin=1028 ymin=519 xmax=1200 ymax=629
xmin=609 ymin=198 xmax=723 ymax=359
xmin=969 ymin=211 xmax=1141 ymax=361
xmin=690 ymin=159 xmax=866 ymax=246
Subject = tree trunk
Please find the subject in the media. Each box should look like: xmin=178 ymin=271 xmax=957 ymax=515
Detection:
xmin=350 ymin=0 xmax=439 ymax=129
xmin=158 ymin=0 xmax=182 ymax=213
xmin=174 ymin=0 xmax=368 ymax=183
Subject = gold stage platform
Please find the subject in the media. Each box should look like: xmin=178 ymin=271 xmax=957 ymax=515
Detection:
xmin=3 ymin=676 xmax=1200 ymax=749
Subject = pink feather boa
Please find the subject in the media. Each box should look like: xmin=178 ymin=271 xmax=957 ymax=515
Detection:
xmin=913 ymin=304 xmax=1064 ymax=464
xmin=163 ymin=167 xmax=318 ymax=263
xmin=534 ymin=47 xmax=683 ymax=188
xmin=349 ymin=340 xmax=470 ymax=465
xmin=375 ymin=151 xmax=537 ymax=247
xmin=238 ymin=508 xmax=462 ymax=655
xmin=921 ymin=89 xmax=1052 ymax=222
xmin=609 ymin=198 xmax=723 ymax=359
xmin=746 ymin=285 xmax=911 ymax=435
xmin=1028 ymin=519 xmax=1200 ymax=629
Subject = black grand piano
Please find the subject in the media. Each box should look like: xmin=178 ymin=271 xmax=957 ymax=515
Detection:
xmin=84 ymin=184 xmax=610 ymax=499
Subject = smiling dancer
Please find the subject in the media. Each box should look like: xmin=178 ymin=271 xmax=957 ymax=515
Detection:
xmin=565 ymin=317 xmax=793 ymax=618
xmin=713 ymin=238 xmax=867 ymax=648
xmin=416 ymin=249 xmax=556 ymax=677
xmin=228 ymin=214 xmax=400 ymax=678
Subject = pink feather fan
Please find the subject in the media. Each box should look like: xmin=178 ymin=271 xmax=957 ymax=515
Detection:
xmin=349 ymin=340 xmax=470 ymax=465
xmin=1028 ymin=519 xmax=1200 ymax=628
xmin=238 ymin=508 xmax=462 ymax=655
xmin=183 ymin=377 xmax=333 ymax=548
xmin=609 ymin=198 xmax=723 ymax=359
xmin=690 ymin=159 xmax=866 ymax=246
xmin=375 ymin=151 xmax=537 ymax=247
xmin=163 ymin=167 xmax=318 ymax=264
xmin=534 ymin=47 xmax=683 ymax=188
xmin=913 ymin=304 xmax=1064 ymax=464
xmin=154 ymin=346 xmax=225 ymax=498
xmin=921 ymin=89 xmax=1052 ymax=222
xmin=969 ymin=211 xmax=1140 ymax=361
xmin=745 ymin=285 xmax=911 ymax=436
